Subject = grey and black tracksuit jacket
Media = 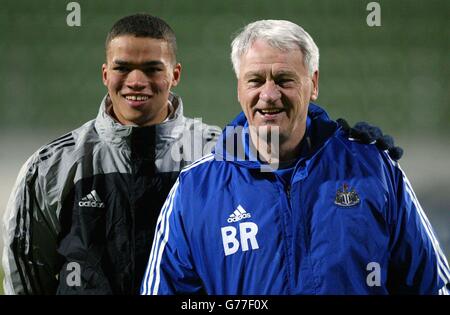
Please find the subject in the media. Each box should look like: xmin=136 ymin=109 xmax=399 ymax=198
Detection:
xmin=2 ymin=93 xmax=220 ymax=294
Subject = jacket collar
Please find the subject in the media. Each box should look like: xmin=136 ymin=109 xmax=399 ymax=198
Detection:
xmin=94 ymin=92 xmax=187 ymax=146
xmin=213 ymin=103 xmax=339 ymax=169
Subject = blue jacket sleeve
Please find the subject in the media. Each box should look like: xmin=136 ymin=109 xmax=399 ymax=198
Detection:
xmin=386 ymin=155 xmax=450 ymax=294
xmin=140 ymin=178 xmax=204 ymax=295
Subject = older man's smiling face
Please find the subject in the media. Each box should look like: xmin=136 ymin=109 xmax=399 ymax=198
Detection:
xmin=237 ymin=39 xmax=318 ymax=160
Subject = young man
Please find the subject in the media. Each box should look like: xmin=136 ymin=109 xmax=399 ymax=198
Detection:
xmin=142 ymin=20 xmax=449 ymax=295
xmin=2 ymin=14 xmax=220 ymax=294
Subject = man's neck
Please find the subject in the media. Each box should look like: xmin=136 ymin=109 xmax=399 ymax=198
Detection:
xmin=249 ymin=126 xmax=306 ymax=164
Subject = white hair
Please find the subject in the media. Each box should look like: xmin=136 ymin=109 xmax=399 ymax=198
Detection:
xmin=231 ymin=20 xmax=319 ymax=78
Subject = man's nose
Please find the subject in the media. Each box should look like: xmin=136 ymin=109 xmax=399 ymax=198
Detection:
xmin=126 ymin=70 xmax=147 ymax=90
xmin=260 ymin=81 xmax=281 ymax=103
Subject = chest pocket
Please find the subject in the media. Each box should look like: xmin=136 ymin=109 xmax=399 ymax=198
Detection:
xmin=306 ymin=179 xmax=391 ymax=265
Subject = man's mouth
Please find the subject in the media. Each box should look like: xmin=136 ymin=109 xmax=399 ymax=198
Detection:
xmin=256 ymin=108 xmax=285 ymax=116
xmin=122 ymin=94 xmax=151 ymax=108
xmin=124 ymin=95 xmax=150 ymax=101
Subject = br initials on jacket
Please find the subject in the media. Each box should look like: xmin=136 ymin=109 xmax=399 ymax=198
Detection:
xmin=221 ymin=205 xmax=259 ymax=256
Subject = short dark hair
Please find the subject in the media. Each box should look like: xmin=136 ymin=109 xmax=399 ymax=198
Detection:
xmin=105 ymin=13 xmax=177 ymax=61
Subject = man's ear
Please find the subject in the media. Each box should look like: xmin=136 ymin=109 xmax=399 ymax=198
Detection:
xmin=237 ymin=77 xmax=242 ymax=103
xmin=171 ymin=63 xmax=182 ymax=87
xmin=310 ymin=70 xmax=319 ymax=101
xmin=102 ymin=63 xmax=108 ymax=87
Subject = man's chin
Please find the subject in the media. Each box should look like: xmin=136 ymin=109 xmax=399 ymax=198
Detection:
xmin=248 ymin=124 xmax=281 ymax=142
xmin=251 ymin=122 xmax=281 ymax=133
xmin=111 ymin=108 xmax=149 ymax=126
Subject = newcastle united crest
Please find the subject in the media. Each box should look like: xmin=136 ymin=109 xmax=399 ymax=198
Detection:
xmin=334 ymin=183 xmax=360 ymax=207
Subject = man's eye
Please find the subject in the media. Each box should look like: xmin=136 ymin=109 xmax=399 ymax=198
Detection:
xmin=145 ymin=68 xmax=162 ymax=74
xmin=114 ymin=66 xmax=128 ymax=73
xmin=248 ymin=79 xmax=263 ymax=86
xmin=276 ymin=79 xmax=294 ymax=87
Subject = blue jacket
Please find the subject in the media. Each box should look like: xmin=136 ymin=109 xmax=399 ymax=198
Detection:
xmin=141 ymin=104 xmax=449 ymax=295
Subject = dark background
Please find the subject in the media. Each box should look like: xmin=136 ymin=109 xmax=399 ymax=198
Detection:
xmin=1 ymin=0 xmax=448 ymax=131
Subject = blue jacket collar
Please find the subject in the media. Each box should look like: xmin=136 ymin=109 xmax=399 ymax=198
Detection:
xmin=213 ymin=103 xmax=339 ymax=169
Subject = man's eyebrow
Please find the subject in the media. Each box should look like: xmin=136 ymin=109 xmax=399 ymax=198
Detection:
xmin=243 ymin=71 xmax=264 ymax=79
xmin=112 ymin=60 xmax=165 ymax=67
xmin=274 ymin=70 xmax=299 ymax=78
xmin=243 ymin=70 xmax=300 ymax=79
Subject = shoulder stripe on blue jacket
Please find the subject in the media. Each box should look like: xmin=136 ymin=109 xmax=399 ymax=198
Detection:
xmin=392 ymin=159 xmax=450 ymax=288
xmin=439 ymin=286 xmax=449 ymax=295
xmin=141 ymin=178 xmax=179 ymax=295
xmin=141 ymin=154 xmax=214 ymax=295
xmin=402 ymin=174 xmax=450 ymax=283
xmin=181 ymin=153 xmax=214 ymax=174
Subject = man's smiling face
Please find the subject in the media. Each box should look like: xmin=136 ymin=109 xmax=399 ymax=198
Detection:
xmin=237 ymin=39 xmax=318 ymax=154
xmin=102 ymin=35 xmax=181 ymax=126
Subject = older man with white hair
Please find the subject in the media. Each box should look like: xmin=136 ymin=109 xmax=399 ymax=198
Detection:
xmin=141 ymin=20 xmax=449 ymax=295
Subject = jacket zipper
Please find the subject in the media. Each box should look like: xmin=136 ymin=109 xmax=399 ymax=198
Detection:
xmin=281 ymin=181 xmax=293 ymax=294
